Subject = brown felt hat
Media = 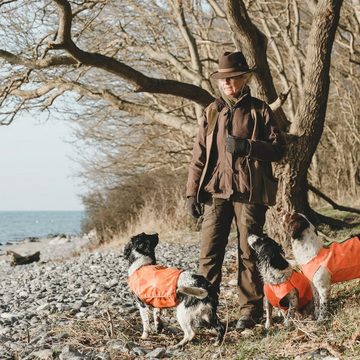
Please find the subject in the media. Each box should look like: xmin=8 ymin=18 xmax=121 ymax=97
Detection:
xmin=210 ymin=51 xmax=256 ymax=79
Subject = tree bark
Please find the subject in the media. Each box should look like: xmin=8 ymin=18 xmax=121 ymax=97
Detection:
xmin=268 ymin=0 xmax=344 ymax=247
xmin=224 ymin=0 xmax=291 ymax=131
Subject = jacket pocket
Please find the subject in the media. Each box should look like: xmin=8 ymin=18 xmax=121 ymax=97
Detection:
xmin=261 ymin=173 xmax=278 ymax=206
xmin=204 ymin=168 xmax=220 ymax=193
xmin=237 ymin=157 xmax=250 ymax=193
xmin=248 ymin=160 xmax=278 ymax=206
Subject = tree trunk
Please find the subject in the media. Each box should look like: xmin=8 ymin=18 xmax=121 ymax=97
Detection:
xmin=267 ymin=0 xmax=344 ymax=248
xmin=224 ymin=0 xmax=291 ymax=131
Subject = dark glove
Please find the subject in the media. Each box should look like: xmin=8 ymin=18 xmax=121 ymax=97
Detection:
xmin=186 ymin=196 xmax=203 ymax=218
xmin=226 ymin=135 xmax=250 ymax=156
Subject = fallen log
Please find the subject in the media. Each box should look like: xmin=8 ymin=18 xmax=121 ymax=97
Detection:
xmin=6 ymin=250 xmax=40 ymax=266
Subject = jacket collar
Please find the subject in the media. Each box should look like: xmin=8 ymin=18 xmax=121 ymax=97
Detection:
xmin=215 ymin=86 xmax=251 ymax=112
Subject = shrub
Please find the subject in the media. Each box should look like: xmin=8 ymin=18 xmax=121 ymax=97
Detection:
xmin=81 ymin=170 xmax=194 ymax=243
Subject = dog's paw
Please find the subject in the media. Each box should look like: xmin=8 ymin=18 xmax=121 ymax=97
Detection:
xmin=141 ymin=332 xmax=149 ymax=339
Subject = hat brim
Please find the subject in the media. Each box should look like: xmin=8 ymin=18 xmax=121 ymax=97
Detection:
xmin=210 ymin=68 xmax=255 ymax=80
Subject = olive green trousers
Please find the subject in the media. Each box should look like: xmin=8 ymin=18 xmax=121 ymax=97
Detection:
xmin=198 ymin=197 xmax=267 ymax=319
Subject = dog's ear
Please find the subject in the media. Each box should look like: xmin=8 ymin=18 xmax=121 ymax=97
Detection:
xmin=273 ymin=238 xmax=285 ymax=255
xmin=263 ymin=236 xmax=289 ymax=270
xmin=269 ymin=252 xmax=289 ymax=270
xmin=130 ymin=232 xmax=158 ymax=256
xmin=150 ymin=233 xmax=159 ymax=248
xmin=285 ymin=213 xmax=310 ymax=239
xmin=123 ymin=241 xmax=133 ymax=260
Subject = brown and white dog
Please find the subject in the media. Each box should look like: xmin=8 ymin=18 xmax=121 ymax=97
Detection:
xmin=283 ymin=212 xmax=360 ymax=322
xmin=248 ymin=234 xmax=313 ymax=329
xmin=124 ymin=232 xmax=224 ymax=348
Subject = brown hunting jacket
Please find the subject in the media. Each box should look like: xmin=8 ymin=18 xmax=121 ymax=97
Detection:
xmin=186 ymin=90 xmax=285 ymax=206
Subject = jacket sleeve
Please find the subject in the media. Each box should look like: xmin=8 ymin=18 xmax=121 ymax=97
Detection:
xmin=186 ymin=111 xmax=208 ymax=198
xmin=247 ymin=103 xmax=286 ymax=162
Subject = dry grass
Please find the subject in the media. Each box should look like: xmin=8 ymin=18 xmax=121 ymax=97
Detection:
xmin=109 ymin=188 xmax=196 ymax=247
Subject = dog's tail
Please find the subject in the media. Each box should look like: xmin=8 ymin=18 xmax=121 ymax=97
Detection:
xmin=177 ymin=286 xmax=208 ymax=299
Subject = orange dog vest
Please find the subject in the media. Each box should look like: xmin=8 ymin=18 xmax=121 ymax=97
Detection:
xmin=263 ymin=271 xmax=313 ymax=311
xmin=128 ymin=265 xmax=182 ymax=308
xmin=301 ymin=236 xmax=360 ymax=283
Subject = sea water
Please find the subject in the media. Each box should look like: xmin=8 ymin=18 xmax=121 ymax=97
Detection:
xmin=0 ymin=211 xmax=84 ymax=244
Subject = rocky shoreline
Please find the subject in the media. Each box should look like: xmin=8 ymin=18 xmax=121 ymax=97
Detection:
xmin=0 ymin=234 xmax=227 ymax=359
xmin=0 ymin=232 xmax=95 ymax=265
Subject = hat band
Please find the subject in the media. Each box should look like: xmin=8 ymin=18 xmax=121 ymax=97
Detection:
xmin=218 ymin=67 xmax=249 ymax=73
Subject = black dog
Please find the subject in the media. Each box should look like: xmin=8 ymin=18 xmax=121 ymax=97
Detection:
xmin=248 ymin=234 xmax=313 ymax=329
xmin=124 ymin=232 xmax=224 ymax=348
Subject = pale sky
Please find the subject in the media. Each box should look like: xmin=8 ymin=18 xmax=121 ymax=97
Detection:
xmin=0 ymin=113 xmax=85 ymax=211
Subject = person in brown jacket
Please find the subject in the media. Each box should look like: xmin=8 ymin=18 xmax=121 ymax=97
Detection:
xmin=186 ymin=51 xmax=285 ymax=331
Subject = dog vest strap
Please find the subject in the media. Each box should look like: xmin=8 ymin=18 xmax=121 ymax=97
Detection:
xmin=128 ymin=265 xmax=183 ymax=308
xmin=288 ymin=271 xmax=313 ymax=309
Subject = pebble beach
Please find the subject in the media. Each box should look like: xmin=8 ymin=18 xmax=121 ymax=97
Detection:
xmin=0 ymin=233 xmax=230 ymax=359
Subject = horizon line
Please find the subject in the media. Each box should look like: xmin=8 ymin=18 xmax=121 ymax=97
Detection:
xmin=0 ymin=209 xmax=84 ymax=212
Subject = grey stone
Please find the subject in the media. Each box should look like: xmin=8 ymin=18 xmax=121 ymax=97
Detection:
xmin=37 ymin=303 xmax=50 ymax=312
xmin=107 ymin=340 xmax=126 ymax=352
xmin=131 ymin=347 xmax=147 ymax=356
xmin=32 ymin=349 xmax=53 ymax=359
xmin=0 ymin=335 xmax=13 ymax=343
xmin=145 ymin=347 xmax=167 ymax=358
xmin=0 ymin=313 xmax=19 ymax=323
xmin=30 ymin=316 xmax=40 ymax=325
xmin=90 ymin=352 xmax=111 ymax=360
xmin=107 ymin=279 xmax=118 ymax=288
xmin=75 ymin=312 xmax=86 ymax=318
xmin=59 ymin=345 xmax=85 ymax=360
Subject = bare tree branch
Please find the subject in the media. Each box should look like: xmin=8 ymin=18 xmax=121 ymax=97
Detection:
xmin=0 ymin=0 xmax=19 ymax=7
xmin=50 ymin=0 xmax=213 ymax=106
xmin=170 ymin=0 xmax=202 ymax=75
xmin=309 ymin=184 xmax=360 ymax=215
xmin=207 ymin=0 xmax=226 ymax=18
xmin=0 ymin=49 xmax=77 ymax=68
xmin=11 ymin=80 xmax=196 ymax=136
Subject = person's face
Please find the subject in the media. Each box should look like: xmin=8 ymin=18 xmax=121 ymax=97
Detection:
xmin=218 ymin=74 xmax=249 ymax=97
